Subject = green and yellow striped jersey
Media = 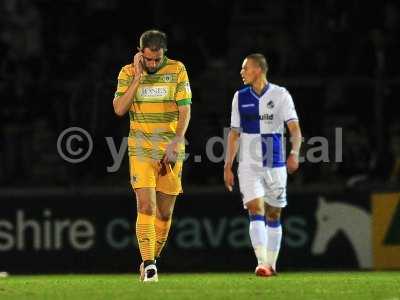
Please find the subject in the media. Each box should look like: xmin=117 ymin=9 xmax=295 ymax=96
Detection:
xmin=114 ymin=57 xmax=192 ymax=161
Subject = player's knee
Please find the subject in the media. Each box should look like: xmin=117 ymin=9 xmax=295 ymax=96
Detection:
xmin=137 ymin=202 xmax=156 ymax=216
xmin=157 ymin=205 xmax=174 ymax=221
xmin=266 ymin=210 xmax=281 ymax=221
xmin=246 ymin=199 xmax=264 ymax=215
xmin=247 ymin=205 xmax=264 ymax=216
xmin=157 ymin=211 xmax=173 ymax=222
xmin=138 ymin=207 xmax=156 ymax=216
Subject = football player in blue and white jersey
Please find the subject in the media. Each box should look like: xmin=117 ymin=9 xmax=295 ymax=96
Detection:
xmin=224 ymin=53 xmax=302 ymax=277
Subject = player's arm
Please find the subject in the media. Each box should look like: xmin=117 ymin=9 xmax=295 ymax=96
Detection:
xmin=164 ymin=104 xmax=191 ymax=163
xmin=224 ymin=91 xmax=240 ymax=192
xmin=175 ymin=104 xmax=191 ymax=140
xmin=224 ymin=128 xmax=240 ymax=192
xmin=113 ymin=52 xmax=143 ymax=116
xmin=286 ymin=120 xmax=302 ymax=174
xmin=164 ymin=64 xmax=192 ymax=163
xmin=113 ymin=76 xmax=140 ymax=116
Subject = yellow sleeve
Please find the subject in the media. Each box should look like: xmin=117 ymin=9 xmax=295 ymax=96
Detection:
xmin=114 ymin=66 xmax=134 ymax=100
xmin=175 ymin=64 xmax=192 ymax=106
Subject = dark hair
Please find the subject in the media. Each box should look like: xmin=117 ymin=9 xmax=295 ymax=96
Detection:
xmin=246 ymin=53 xmax=268 ymax=73
xmin=139 ymin=29 xmax=167 ymax=51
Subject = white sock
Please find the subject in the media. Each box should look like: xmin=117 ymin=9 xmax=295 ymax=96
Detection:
xmin=249 ymin=215 xmax=267 ymax=265
xmin=266 ymin=220 xmax=282 ymax=270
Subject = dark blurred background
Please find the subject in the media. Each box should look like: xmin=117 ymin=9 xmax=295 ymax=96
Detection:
xmin=1 ymin=0 xmax=400 ymax=192
xmin=1 ymin=0 xmax=400 ymax=274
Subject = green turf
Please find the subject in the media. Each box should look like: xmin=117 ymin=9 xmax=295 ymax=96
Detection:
xmin=0 ymin=272 xmax=399 ymax=300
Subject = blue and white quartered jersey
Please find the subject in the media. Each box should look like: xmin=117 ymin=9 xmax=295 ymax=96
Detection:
xmin=230 ymin=83 xmax=298 ymax=168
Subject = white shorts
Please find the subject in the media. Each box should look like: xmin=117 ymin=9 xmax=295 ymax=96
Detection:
xmin=238 ymin=164 xmax=287 ymax=208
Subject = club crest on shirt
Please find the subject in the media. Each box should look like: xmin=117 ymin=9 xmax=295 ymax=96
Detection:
xmin=267 ymin=100 xmax=275 ymax=109
xmin=163 ymin=74 xmax=172 ymax=82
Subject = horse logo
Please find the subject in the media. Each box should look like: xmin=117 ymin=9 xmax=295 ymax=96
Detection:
xmin=311 ymin=196 xmax=372 ymax=269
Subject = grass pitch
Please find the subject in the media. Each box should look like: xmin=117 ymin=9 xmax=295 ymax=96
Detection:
xmin=0 ymin=272 xmax=399 ymax=300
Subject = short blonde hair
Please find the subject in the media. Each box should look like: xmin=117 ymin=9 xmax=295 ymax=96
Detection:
xmin=246 ymin=53 xmax=268 ymax=74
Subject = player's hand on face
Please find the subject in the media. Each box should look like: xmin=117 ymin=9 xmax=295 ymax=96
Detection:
xmin=287 ymin=153 xmax=299 ymax=174
xmin=132 ymin=51 xmax=144 ymax=79
xmin=223 ymin=166 xmax=234 ymax=192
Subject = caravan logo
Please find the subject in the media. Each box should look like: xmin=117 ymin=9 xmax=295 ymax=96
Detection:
xmin=372 ymin=193 xmax=400 ymax=269
xmin=311 ymin=196 xmax=372 ymax=269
